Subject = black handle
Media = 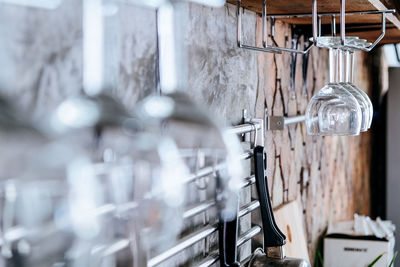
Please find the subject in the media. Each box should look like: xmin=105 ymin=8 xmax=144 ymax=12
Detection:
xmin=218 ymin=218 xmax=240 ymax=267
xmin=253 ymin=146 xmax=286 ymax=248
xmin=216 ymin=172 xmax=240 ymax=267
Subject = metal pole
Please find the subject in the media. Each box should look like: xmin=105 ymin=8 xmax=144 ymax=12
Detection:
xmin=284 ymin=115 xmax=306 ymax=126
xmin=225 ymin=122 xmax=261 ymax=135
xmin=331 ymin=15 xmax=336 ymax=36
xmin=312 ymin=0 xmax=318 ymax=43
xmin=340 ymin=0 xmax=346 ymax=45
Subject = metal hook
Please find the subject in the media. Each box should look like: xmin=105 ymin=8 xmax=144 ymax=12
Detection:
xmin=237 ymin=0 xmax=281 ymax=53
xmin=331 ymin=15 xmax=336 ymax=36
xmin=261 ymin=0 xmax=314 ymax=54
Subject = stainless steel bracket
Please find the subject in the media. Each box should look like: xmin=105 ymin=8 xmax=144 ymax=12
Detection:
xmin=266 ymin=115 xmax=306 ymax=131
xmin=237 ymin=0 xmax=282 ymax=54
xmin=337 ymin=0 xmax=389 ymax=52
xmin=237 ymin=0 xmax=315 ymax=54
xmin=309 ymin=0 xmax=394 ymax=52
xmin=237 ymin=0 xmax=395 ymax=54
xmin=261 ymin=0 xmax=314 ymax=54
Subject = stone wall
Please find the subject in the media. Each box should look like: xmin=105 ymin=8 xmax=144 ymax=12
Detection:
xmin=0 ymin=1 xmax=374 ymax=263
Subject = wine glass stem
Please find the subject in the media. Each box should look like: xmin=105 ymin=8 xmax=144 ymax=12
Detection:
xmin=338 ymin=49 xmax=346 ymax=83
xmin=346 ymin=50 xmax=355 ymax=83
xmin=83 ymin=0 xmax=104 ymax=96
xmin=329 ymin=48 xmax=339 ymax=83
xmin=157 ymin=3 xmax=188 ymax=94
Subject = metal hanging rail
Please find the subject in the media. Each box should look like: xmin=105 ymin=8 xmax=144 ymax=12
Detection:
xmin=237 ymin=0 xmax=314 ymax=54
xmin=0 ymin=120 xmax=265 ymax=266
xmin=195 ymin=226 xmax=262 ymax=267
xmin=148 ymin=208 xmax=261 ymax=266
xmin=237 ymin=0 xmax=395 ymax=54
xmin=146 ymin=119 xmax=264 ymax=267
xmin=265 ymin=9 xmax=395 ymax=19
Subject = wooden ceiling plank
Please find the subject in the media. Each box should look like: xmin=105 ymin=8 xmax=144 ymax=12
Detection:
xmin=368 ymin=0 xmax=400 ymax=28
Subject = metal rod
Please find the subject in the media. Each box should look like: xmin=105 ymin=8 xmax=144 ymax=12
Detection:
xmin=225 ymin=122 xmax=261 ymax=135
xmin=183 ymin=150 xmax=252 ymax=184
xmin=318 ymin=15 xmax=322 ymax=37
xmin=148 ymin=225 xmax=218 ymax=267
xmin=197 ymin=253 xmax=219 ymax=267
xmin=267 ymin=9 xmax=395 ymax=18
xmin=239 ymin=175 xmax=256 ymax=188
xmin=261 ymin=0 xmax=314 ymax=54
xmin=262 ymin=0 xmax=267 ymax=47
xmin=240 ymin=44 xmax=282 ymax=53
xmin=366 ymin=12 xmax=386 ymax=51
xmin=237 ymin=225 xmax=262 ymax=247
xmin=312 ymin=0 xmax=318 ymax=42
xmin=331 ymin=15 xmax=336 ymax=36
xmin=340 ymin=0 xmax=346 ymax=45
xmin=184 ymin=162 xmax=224 ymax=183
xmin=284 ymin=115 xmax=306 ymax=125
xmin=237 ymin=0 xmax=311 ymax=54
xmin=343 ymin=12 xmax=386 ymax=52
xmin=183 ymin=200 xmax=215 ymax=219
xmin=150 ymin=198 xmax=262 ymax=266
xmin=238 ymin=200 xmax=260 ymax=218
xmin=237 ymin=0 xmax=280 ymax=53
xmin=183 ymin=178 xmax=257 ymax=221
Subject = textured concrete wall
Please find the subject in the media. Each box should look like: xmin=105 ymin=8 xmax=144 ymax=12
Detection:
xmin=0 ymin=1 xmax=373 ymax=264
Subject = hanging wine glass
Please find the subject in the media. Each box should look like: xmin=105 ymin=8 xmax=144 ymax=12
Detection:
xmin=47 ymin=0 xmax=190 ymax=265
xmin=0 ymin=2 xmax=83 ymax=265
xmin=337 ymin=49 xmax=371 ymax=132
xmin=306 ymin=42 xmax=361 ymax=136
xmin=130 ymin=1 xmax=244 ymax=265
xmin=344 ymin=49 xmax=373 ymax=129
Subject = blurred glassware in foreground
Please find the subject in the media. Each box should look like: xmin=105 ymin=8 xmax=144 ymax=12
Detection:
xmin=0 ymin=0 xmax=188 ymax=266
xmin=0 ymin=0 xmax=62 ymax=9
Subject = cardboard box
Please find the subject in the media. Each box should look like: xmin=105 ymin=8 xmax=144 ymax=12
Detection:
xmin=324 ymin=221 xmax=395 ymax=267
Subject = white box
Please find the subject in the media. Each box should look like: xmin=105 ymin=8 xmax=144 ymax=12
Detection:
xmin=324 ymin=235 xmax=392 ymax=267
